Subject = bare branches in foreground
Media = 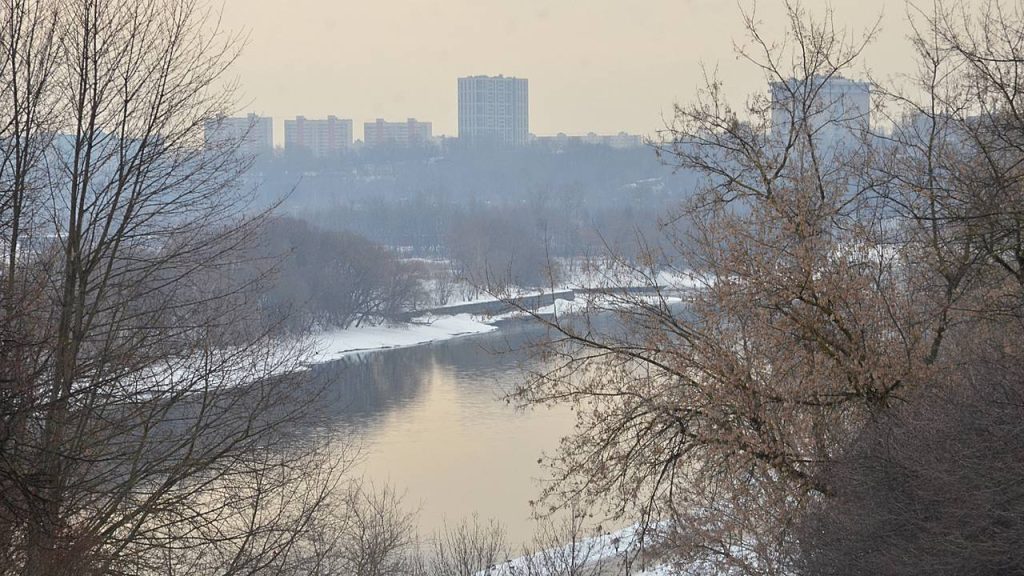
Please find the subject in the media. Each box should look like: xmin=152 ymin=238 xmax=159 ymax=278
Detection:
xmin=0 ymin=1 xmax=354 ymax=573
xmin=505 ymin=2 xmax=1024 ymax=575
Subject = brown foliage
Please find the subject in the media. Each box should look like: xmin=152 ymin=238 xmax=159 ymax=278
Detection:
xmin=508 ymin=2 xmax=1024 ymax=574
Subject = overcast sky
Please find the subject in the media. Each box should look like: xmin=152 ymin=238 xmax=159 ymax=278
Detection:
xmin=217 ymin=0 xmax=939 ymax=143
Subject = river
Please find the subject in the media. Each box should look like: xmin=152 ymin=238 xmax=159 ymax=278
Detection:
xmin=308 ymin=319 xmax=575 ymax=546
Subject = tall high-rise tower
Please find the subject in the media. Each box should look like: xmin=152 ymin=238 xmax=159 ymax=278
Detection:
xmin=458 ymin=75 xmax=529 ymax=147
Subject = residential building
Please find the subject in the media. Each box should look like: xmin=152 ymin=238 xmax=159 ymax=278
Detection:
xmin=203 ymin=113 xmax=273 ymax=156
xmin=458 ymin=75 xmax=529 ymax=147
xmin=363 ymin=118 xmax=433 ymax=147
xmin=770 ymin=75 xmax=870 ymax=147
xmin=284 ymin=115 xmax=353 ymax=156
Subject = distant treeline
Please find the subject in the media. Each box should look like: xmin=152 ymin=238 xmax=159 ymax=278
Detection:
xmin=241 ymin=213 xmax=566 ymax=333
xmin=247 ymin=142 xmax=698 ymax=259
xmin=243 ymin=217 xmax=428 ymax=331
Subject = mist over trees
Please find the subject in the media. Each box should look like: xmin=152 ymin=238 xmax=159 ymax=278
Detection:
xmin=251 ymin=142 xmax=690 ymax=264
xmin=250 ymin=144 xmax=688 ymax=296
xmin=246 ymin=217 xmax=427 ymax=331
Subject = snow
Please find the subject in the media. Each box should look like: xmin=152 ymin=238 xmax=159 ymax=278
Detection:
xmin=534 ymin=295 xmax=684 ymax=317
xmin=305 ymin=313 xmax=498 ymax=363
xmin=296 ymin=294 xmax=687 ymax=367
xmin=486 ymin=522 xmax=668 ymax=576
xmin=295 ymin=265 xmax=699 ymax=367
xmin=633 ymin=565 xmax=674 ymax=576
xmin=121 ymin=314 xmax=497 ymax=395
xmin=431 ymin=287 xmax=554 ymax=310
xmin=535 ymin=298 xmax=587 ymax=316
xmin=418 ymin=258 xmax=704 ymax=311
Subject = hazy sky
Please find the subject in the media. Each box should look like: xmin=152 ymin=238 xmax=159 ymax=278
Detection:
xmin=218 ymin=0 xmax=937 ymax=143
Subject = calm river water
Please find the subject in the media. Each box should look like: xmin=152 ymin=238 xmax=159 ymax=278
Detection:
xmin=308 ymin=320 xmax=574 ymax=546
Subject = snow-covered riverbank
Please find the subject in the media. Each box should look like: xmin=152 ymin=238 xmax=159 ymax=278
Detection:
xmin=300 ymin=264 xmax=700 ymax=367
xmin=299 ymin=289 xmax=688 ymax=367
xmin=304 ymin=313 xmax=499 ymax=364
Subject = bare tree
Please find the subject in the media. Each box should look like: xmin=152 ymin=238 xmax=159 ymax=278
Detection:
xmin=504 ymin=1 xmax=1024 ymax=574
xmin=246 ymin=216 xmax=427 ymax=332
xmin=447 ymin=211 xmax=557 ymax=294
xmin=428 ymin=515 xmax=509 ymax=576
xmin=333 ymin=483 xmax=419 ymax=576
xmin=0 ymin=0 xmax=352 ymax=573
xmin=797 ymin=356 xmax=1024 ymax=576
xmin=794 ymin=3 xmax=1024 ymax=573
xmin=506 ymin=509 xmax=614 ymax=576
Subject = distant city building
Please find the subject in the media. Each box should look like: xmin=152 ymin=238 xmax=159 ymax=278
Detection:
xmin=363 ymin=118 xmax=433 ymax=147
xmin=770 ymin=75 xmax=870 ymax=146
xmin=898 ymin=109 xmax=973 ymax=146
xmin=534 ymin=132 xmax=645 ymax=150
xmin=284 ymin=115 xmax=353 ymax=156
xmin=203 ymin=113 xmax=273 ymax=156
xmin=458 ymin=75 xmax=529 ymax=147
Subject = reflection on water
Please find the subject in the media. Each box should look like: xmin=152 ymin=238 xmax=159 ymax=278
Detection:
xmin=309 ymin=321 xmax=574 ymax=546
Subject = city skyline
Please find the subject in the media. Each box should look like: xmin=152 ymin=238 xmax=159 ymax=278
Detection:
xmin=212 ymin=72 xmax=875 ymax=152
xmin=216 ymin=108 xmax=649 ymax=151
xmin=217 ymin=0 xmax=918 ymax=145
xmin=213 ymin=72 xmax=877 ymax=152
xmin=220 ymin=72 xmax=650 ymax=150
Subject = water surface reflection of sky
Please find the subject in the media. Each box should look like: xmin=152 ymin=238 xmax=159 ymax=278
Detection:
xmin=312 ymin=323 xmax=574 ymax=546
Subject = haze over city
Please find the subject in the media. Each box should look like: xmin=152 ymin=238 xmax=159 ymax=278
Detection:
xmin=218 ymin=0 xmax=918 ymax=142
xmin=2 ymin=0 xmax=1021 ymax=574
